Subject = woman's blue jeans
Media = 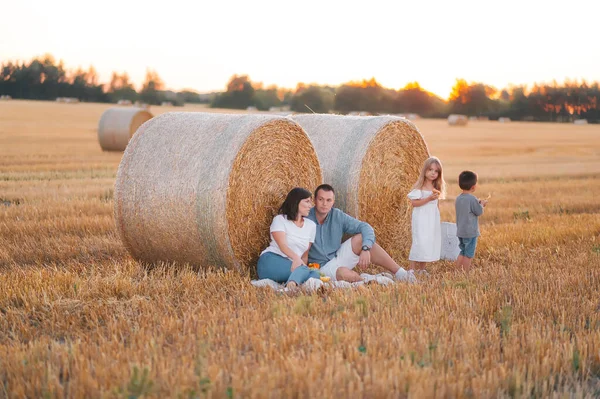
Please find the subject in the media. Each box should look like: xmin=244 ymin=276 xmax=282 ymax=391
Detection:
xmin=257 ymin=252 xmax=320 ymax=285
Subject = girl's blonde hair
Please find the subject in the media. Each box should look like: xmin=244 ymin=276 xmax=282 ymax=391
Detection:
xmin=412 ymin=156 xmax=446 ymax=199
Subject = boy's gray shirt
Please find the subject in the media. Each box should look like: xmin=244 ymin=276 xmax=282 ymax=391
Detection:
xmin=455 ymin=193 xmax=484 ymax=238
xmin=306 ymin=207 xmax=375 ymax=265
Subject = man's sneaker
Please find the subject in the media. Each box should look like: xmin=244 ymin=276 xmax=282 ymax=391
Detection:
xmin=360 ymin=273 xmax=395 ymax=286
xmin=395 ymin=268 xmax=417 ymax=284
xmin=377 ymin=272 xmax=395 ymax=280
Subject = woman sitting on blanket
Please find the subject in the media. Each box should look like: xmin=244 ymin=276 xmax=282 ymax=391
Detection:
xmin=257 ymin=187 xmax=321 ymax=289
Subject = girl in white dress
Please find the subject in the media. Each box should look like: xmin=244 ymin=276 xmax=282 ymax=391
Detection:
xmin=407 ymin=156 xmax=447 ymax=272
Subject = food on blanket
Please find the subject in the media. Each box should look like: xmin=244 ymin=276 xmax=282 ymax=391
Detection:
xmin=320 ymin=276 xmax=331 ymax=282
xmin=308 ymin=263 xmax=320 ymax=269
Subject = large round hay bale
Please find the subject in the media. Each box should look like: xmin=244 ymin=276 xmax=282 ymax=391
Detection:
xmin=291 ymin=114 xmax=429 ymax=261
xmin=114 ymin=112 xmax=322 ymax=272
xmin=98 ymin=108 xmax=153 ymax=151
xmin=448 ymin=114 xmax=468 ymax=126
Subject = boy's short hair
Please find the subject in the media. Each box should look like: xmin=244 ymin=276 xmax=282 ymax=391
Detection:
xmin=459 ymin=171 xmax=478 ymax=190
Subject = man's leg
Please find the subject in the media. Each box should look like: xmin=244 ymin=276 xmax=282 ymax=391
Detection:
xmin=350 ymin=234 xmax=400 ymax=274
xmin=349 ymin=234 xmax=415 ymax=282
xmin=336 ymin=267 xmax=363 ymax=283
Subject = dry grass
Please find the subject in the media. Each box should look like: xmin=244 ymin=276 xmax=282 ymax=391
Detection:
xmin=1 ymin=100 xmax=600 ymax=398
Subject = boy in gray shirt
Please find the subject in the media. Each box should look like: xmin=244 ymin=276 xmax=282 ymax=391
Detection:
xmin=455 ymin=171 xmax=488 ymax=271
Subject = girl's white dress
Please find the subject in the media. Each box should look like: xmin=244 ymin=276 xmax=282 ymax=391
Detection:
xmin=407 ymin=189 xmax=441 ymax=262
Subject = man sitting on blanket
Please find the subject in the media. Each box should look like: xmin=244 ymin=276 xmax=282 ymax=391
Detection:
xmin=306 ymin=184 xmax=416 ymax=284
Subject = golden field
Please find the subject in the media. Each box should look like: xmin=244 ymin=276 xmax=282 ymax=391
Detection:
xmin=1 ymin=100 xmax=600 ymax=398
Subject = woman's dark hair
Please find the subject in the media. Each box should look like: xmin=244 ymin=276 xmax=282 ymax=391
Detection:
xmin=278 ymin=187 xmax=312 ymax=220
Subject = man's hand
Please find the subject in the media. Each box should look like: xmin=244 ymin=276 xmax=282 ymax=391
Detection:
xmin=479 ymin=199 xmax=488 ymax=207
xmin=357 ymin=250 xmax=371 ymax=269
xmin=291 ymin=256 xmax=303 ymax=271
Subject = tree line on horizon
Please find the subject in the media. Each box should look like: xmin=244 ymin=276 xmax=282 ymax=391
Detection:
xmin=1 ymin=54 xmax=598 ymax=122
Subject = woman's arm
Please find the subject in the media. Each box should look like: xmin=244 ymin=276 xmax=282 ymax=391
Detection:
xmin=272 ymin=231 xmax=303 ymax=270
xmin=301 ymin=243 xmax=312 ymax=266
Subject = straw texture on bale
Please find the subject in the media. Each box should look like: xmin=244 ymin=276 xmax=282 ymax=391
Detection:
xmin=98 ymin=107 xmax=153 ymax=151
xmin=291 ymin=114 xmax=429 ymax=261
xmin=448 ymin=114 xmax=468 ymax=126
xmin=114 ymin=112 xmax=322 ymax=273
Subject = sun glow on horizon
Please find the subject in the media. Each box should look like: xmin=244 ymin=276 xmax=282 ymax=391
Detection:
xmin=1 ymin=0 xmax=599 ymax=102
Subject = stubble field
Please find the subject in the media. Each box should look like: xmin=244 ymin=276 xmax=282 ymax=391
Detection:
xmin=1 ymin=100 xmax=599 ymax=398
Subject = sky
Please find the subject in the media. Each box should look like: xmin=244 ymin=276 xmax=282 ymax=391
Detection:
xmin=1 ymin=0 xmax=598 ymax=99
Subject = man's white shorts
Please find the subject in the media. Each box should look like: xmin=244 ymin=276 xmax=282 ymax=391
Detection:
xmin=319 ymin=239 xmax=360 ymax=281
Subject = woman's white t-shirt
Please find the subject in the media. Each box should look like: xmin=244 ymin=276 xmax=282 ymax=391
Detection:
xmin=260 ymin=215 xmax=317 ymax=259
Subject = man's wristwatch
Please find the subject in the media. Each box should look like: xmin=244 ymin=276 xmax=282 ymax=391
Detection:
xmin=361 ymin=245 xmax=371 ymax=252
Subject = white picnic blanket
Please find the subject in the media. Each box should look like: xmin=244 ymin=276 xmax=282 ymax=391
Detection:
xmin=440 ymin=222 xmax=461 ymax=261
xmin=251 ymin=273 xmax=397 ymax=293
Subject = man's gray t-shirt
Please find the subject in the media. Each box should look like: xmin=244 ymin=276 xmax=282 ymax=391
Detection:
xmin=455 ymin=193 xmax=484 ymax=238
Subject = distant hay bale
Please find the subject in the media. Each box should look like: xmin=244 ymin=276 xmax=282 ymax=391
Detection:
xmin=448 ymin=114 xmax=468 ymax=126
xmin=134 ymin=101 xmax=150 ymax=110
xmin=0 ymin=95 xmax=11 ymax=100
xmin=291 ymin=114 xmax=429 ymax=261
xmin=117 ymin=99 xmax=132 ymax=106
xmin=574 ymin=119 xmax=588 ymax=125
xmin=56 ymin=97 xmax=79 ymax=103
xmin=498 ymin=117 xmax=511 ymax=123
xmin=114 ymin=113 xmax=322 ymax=273
xmin=161 ymin=101 xmax=173 ymax=106
xmin=393 ymin=113 xmax=420 ymax=120
xmin=97 ymin=108 xmax=153 ymax=151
